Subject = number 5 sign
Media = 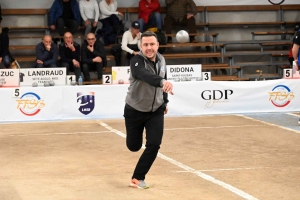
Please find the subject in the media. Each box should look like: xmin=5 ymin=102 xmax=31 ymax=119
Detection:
xmin=283 ymin=69 xmax=292 ymax=79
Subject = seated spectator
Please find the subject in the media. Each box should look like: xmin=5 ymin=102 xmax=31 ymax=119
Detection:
xmin=34 ymin=35 xmax=58 ymax=68
xmin=81 ymin=33 xmax=107 ymax=81
xmin=138 ymin=0 xmax=162 ymax=32
xmin=49 ymin=0 xmax=82 ymax=36
xmin=164 ymin=0 xmax=198 ymax=43
xmin=79 ymin=0 xmax=103 ymax=36
xmin=0 ymin=27 xmax=14 ymax=69
xmin=98 ymin=0 xmax=124 ymax=45
xmin=59 ymin=32 xmax=82 ymax=81
xmin=121 ymin=21 xmax=141 ymax=66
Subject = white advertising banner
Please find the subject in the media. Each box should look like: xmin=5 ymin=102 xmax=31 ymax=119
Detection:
xmin=0 ymin=79 xmax=300 ymax=122
xmin=0 ymin=69 xmax=20 ymax=87
xmin=19 ymin=68 xmax=66 ymax=86
xmin=112 ymin=66 xmax=130 ymax=84
xmin=167 ymin=64 xmax=202 ymax=81
xmin=0 ymin=87 xmax=63 ymax=122
xmin=61 ymin=85 xmax=128 ymax=119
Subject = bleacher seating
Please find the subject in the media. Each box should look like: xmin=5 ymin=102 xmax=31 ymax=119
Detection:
xmin=2 ymin=4 xmax=299 ymax=81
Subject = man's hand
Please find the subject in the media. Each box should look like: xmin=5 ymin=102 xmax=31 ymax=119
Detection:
xmin=162 ymin=81 xmax=174 ymax=95
xmin=45 ymin=44 xmax=51 ymax=51
xmin=93 ymin=21 xmax=98 ymax=27
xmin=85 ymin=20 xmax=91 ymax=27
xmin=295 ymin=60 xmax=299 ymax=71
xmin=118 ymin=12 xmax=124 ymax=18
xmin=133 ymin=51 xmax=139 ymax=55
xmin=0 ymin=57 xmax=2 ymax=63
xmin=87 ymin=45 xmax=94 ymax=52
xmin=93 ymin=56 xmax=102 ymax=63
xmin=66 ymin=42 xmax=75 ymax=51
xmin=50 ymin=25 xmax=56 ymax=30
xmin=72 ymin=59 xmax=80 ymax=67
xmin=187 ymin=14 xmax=194 ymax=19
xmin=164 ymin=106 xmax=169 ymax=115
xmin=37 ymin=60 xmax=43 ymax=64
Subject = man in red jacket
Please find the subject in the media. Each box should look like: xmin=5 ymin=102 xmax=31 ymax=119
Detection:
xmin=138 ymin=0 xmax=162 ymax=32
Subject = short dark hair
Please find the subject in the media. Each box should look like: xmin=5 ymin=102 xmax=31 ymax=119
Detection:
xmin=141 ymin=31 xmax=158 ymax=42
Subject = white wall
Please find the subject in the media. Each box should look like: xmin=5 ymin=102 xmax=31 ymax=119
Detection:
xmin=1 ymin=0 xmax=298 ymax=9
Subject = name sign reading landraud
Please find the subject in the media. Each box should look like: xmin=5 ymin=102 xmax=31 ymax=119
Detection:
xmin=167 ymin=64 xmax=202 ymax=81
xmin=19 ymin=68 xmax=67 ymax=86
xmin=0 ymin=69 xmax=20 ymax=87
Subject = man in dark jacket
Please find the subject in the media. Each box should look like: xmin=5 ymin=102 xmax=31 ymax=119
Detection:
xmin=81 ymin=33 xmax=107 ymax=81
xmin=48 ymin=0 xmax=81 ymax=36
xmin=34 ymin=35 xmax=58 ymax=68
xmin=0 ymin=27 xmax=14 ymax=69
xmin=59 ymin=32 xmax=82 ymax=81
xmin=164 ymin=0 xmax=198 ymax=43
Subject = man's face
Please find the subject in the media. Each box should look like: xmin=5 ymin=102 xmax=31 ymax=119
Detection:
xmin=86 ymin=34 xmax=96 ymax=46
xmin=131 ymin=27 xmax=140 ymax=35
xmin=140 ymin=36 xmax=159 ymax=60
xmin=43 ymin=36 xmax=52 ymax=46
xmin=64 ymin=32 xmax=73 ymax=44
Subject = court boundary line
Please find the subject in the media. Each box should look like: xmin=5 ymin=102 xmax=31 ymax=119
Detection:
xmin=8 ymin=131 xmax=111 ymax=137
xmin=236 ymin=114 xmax=300 ymax=134
xmin=164 ymin=124 xmax=263 ymax=131
xmin=97 ymin=121 xmax=258 ymax=200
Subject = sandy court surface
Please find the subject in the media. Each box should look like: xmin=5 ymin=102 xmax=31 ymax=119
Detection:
xmin=0 ymin=115 xmax=300 ymax=200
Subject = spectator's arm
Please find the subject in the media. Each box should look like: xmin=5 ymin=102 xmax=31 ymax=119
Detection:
xmin=92 ymin=42 xmax=107 ymax=66
xmin=165 ymin=0 xmax=176 ymax=5
xmin=81 ymin=43 xmax=94 ymax=64
xmin=94 ymin=1 xmax=100 ymax=22
xmin=44 ymin=44 xmax=58 ymax=66
xmin=187 ymin=0 xmax=197 ymax=16
xmin=121 ymin=32 xmax=134 ymax=54
xmin=79 ymin=1 xmax=88 ymax=21
xmin=100 ymin=1 xmax=118 ymax=16
xmin=48 ymin=1 xmax=58 ymax=26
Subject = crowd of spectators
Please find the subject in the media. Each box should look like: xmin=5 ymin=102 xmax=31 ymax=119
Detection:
xmin=0 ymin=0 xmax=203 ymax=80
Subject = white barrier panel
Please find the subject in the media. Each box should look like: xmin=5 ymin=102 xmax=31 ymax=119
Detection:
xmin=0 ymin=86 xmax=63 ymax=122
xmin=167 ymin=64 xmax=202 ymax=81
xmin=0 ymin=69 xmax=20 ymax=87
xmin=62 ymin=85 xmax=128 ymax=119
xmin=20 ymin=68 xmax=66 ymax=86
xmin=1 ymin=79 xmax=300 ymax=122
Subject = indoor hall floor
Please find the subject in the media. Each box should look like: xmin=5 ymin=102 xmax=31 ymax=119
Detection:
xmin=1 ymin=113 xmax=300 ymax=200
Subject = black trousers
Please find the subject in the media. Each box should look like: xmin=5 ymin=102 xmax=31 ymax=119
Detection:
xmin=124 ymin=104 xmax=165 ymax=180
xmin=61 ymin=62 xmax=82 ymax=82
xmin=82 ymin=62 xmax=103 ymax=81
xmin=56 ymin=18 xmax=79 ymax=36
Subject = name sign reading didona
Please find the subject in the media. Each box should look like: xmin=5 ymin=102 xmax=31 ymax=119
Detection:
xmin=167 ymin=64 xmax=202 ymax=81
xmin=0 ymin=69 xmax=20 ymax=87
xmin=20 ymin=68 xmax=67 ymax=86
xmin=112 ymin=66 xmax=130 ymax=84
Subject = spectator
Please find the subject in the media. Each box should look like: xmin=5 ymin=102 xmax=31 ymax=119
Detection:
xmin=0 ymin=27 xmax=14 ymax=69
xmin=164 ymin=0 xmax=198 ymax=43
xmin=79 ymin=0 xmax=103 ymax=36
xmin=59 ymin=32 xmax=82 ymax=81
xmin=48 ymin=0 xmax=81 ymax=36
xmin=98 ymin=0 xmax=124 ymax=45
xmin=289 ymin=25 xmax=300 ymax=67
xmin=120 ymin=21 xmax=141 ymax=66
xmin=81 ymin=33 xmax=107 ymax=81
xmin=138 ymin=0 xmax=162 ymax=32
xmin=292 ymin=29 xmax=300 ymax=71
xmin=34 ymin=35 xmax=58 ymax=68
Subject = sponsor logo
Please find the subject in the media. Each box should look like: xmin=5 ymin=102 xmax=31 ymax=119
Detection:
xmin=269 ymin=85 xmax=294 ymax=107
xmin=16 ymin=92 xmax=45 ymax=116
xmin=77 ymin=92 xmax=95 ymax=115
xmin=201 ymin=89 xmax=233 ymax=108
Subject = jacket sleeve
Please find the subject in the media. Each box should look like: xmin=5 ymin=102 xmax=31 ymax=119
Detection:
xmin=81 ymin=43 xmax=94 ymax=64
xmin=187 ymin=0 xmax=197 ymax=16
xmin=44 ymin=44 xmax=59 ymax=66
xmin=130 ymin=55 xmax=163 ymax=87
xmin=100 ymin=1 xmax=118 ymax=16
xmin=72 ymin=0 xmax=82 ymax=25
xmin=165 ymin=0 xmax=175 ymax=5
xmin=1 ymin=33 xmax=9 ymax=57
xmin=94 ymin=1 xmax=100 ymax=21
xmin=163 ymin=70 xmax=169 ymax=105
xmin=79 ymin=1 xmax=87 ymax=21
xmin=92 ymin=42 xmax=107 ymax=67
xmin=48 ymin=0 xmax=59 ymax=26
